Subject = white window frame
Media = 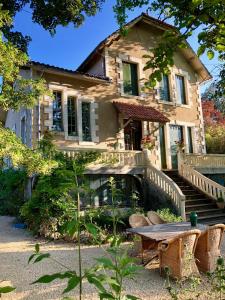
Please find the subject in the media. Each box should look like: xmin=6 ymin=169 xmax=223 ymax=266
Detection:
xmin=116 ymin=54 xmax=146 ymax=99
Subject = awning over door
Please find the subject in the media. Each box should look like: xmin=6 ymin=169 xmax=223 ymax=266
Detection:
xmin=113 ymin=102 xmax=169 ymax=123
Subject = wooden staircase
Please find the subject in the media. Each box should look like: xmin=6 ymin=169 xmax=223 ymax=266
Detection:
xmin=164 ymin=170 xmax=225 ymax=225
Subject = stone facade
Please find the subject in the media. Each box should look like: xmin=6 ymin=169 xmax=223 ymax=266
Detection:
xmin=5 ymin=14 xmax=211 ymax=169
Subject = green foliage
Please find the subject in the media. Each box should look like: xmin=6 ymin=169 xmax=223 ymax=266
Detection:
xmin=20 ymin=167 xmax=77 ymax=237
xmin=217 ymin=197 xmax=224 ymax=203
xmin=0 ymin=6 xmax=50 ymax=111
xmin=156 ymin=208 xmax=183 ymax=223
xmin=205 ymin=125 xmax=225 ymax=154
xmin=0 ymin=126 xmax=58 ymax=176
xmin=114 ymin=0 xmax=225 ymax=93
xmin=29 ymin=176 xmax=141 ymax=300
xmin=0 ymin=168 xmax=27 ymax=216
xmin=0 ymin=285 xmax=16 ymax=296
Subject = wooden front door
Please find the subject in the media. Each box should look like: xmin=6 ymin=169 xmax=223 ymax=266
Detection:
xmin=124 ymin=120 xmax=142 ymax=150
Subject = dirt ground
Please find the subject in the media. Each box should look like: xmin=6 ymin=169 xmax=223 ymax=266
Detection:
xmin=0 ymin=216 xmax=224 ymax=300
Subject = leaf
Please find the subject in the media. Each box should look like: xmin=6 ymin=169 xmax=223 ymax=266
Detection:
xmin=35 ymin=243 xmax=40 ymax=253
xmin=28 ymin=253 xmax=37 ymax=264
xmin=33 ymin=253 xmax=50 ymax=263
xmin=207 ymin=50 xmax=214 ymax=60
xmin=99 ymin=292 xmax=115 ymax=300
xmin=66 ymin=218 xmax=78 ymax=237
xmin=96 ymin=257 xmax=115 ymax=270
xmin=32 ymin=272 xmax=72 ymax=284
xmin=87 ymin=275 xmax=106 ymax=293
xmin=85 ymin=223 xmax=100 ymax=238
xmin=0 ymin=286 xmax=16 ymax=294
xmin=63 ymin=275 xmax=80 ymax=294
xmin=125 ymin=295 xmax=140 ymax=300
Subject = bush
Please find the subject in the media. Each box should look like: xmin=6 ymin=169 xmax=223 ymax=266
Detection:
xmin=20 ymin=168 xmax=77 ymax=238
xmin=156 ymin=208 xmax=183 ymax=222
xmin=205 ymin=125 xmax=225 ymax=154
xmin=0 ymin=169 xmax=27 ymax=216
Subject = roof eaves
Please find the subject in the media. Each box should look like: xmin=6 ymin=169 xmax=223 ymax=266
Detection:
xmin=29 ymin=61 xmax=110 ymax=82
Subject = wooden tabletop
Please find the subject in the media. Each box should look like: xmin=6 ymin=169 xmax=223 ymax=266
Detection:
xmin=127 ymin=222 xmax=208 ymax=242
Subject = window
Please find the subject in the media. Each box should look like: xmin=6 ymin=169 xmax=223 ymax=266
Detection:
xmin=53 ymin=91 xmax=63 ymax=131
xmin=175 ymin=75 xmax=186 ymax=104
xmin=122 ymin=62 xmax=139 ymax=96
xmin=82 ymin=102 xmax=92 ymax=141
xmin=187 ymin=127 xmax=193 ymax=153
xmin=160 ymin=74 xmax=170 ymax=102
xmin=21 ymin=117 xmax=26 ymax=144
xmin=67 ymin=96 xmax=78 ymax=136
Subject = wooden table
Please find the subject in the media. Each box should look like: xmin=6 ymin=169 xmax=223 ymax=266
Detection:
xmin=127 ymin=222 xmax=208 ymax=264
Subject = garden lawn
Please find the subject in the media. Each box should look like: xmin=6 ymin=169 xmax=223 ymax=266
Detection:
xmin=0 ymin=216 xmax=224 ymax=300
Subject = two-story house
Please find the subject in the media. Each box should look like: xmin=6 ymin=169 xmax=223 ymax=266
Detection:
xmin=4 ymin=13 xmax=217 ymax=214
xmin=5 ymin=13 xmax=211 ymax=170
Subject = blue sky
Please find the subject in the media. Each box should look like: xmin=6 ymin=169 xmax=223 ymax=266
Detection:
xmin=14 ymin=1 xmax=218 ymax=88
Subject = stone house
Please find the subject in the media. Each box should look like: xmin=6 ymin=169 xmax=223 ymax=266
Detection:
xmin=4 ymin=13 xmax=221 ymax=217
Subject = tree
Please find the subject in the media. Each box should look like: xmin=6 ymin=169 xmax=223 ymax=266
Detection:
xmin=1 ymin=1 xmax=224 ymax=96
xmin=202 ymin=81 xmax=225 ymax=114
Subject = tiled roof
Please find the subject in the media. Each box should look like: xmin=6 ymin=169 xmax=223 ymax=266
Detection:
xmin=29 ymin=61 xmax=110 ymax=82
xmin=113 ymin=102 xmax=170 ymax=123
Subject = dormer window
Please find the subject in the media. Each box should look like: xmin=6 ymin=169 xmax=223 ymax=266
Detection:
xmin=122 ymin=62 xmax=139 ymax=96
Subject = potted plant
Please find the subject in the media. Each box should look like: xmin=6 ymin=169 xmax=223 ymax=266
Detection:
xmin=141 ymin=135 xmax=154 ymax=151
xmin=216 ymin=197 xmax=225 ymax=209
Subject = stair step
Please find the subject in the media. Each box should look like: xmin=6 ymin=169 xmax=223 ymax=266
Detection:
xmin=185 ymin=199 xmax=213 ymax=205
xmin=186 ymin=203 xmax=216 ymax=210
xmin=186 ymin=195 xmax=208 ymax=200
xmin=194 ymin=213 xmax=225 ymax=220
xmin=186 ymin=208 xmax=222 ymax=217
xmin=201 ymin=218 xmax=225 ymax=225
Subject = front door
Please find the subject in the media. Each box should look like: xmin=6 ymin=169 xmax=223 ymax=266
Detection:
xmin=170 ymin=125 xmax=183 ymax=169
xmin=124 ymin=120 xmax=142 ymax=150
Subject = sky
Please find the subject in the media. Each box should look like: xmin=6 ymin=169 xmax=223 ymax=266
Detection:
xmin=14 ymin=1 xmax=219 ymax=90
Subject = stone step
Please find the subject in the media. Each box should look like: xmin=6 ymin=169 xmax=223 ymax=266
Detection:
xmin=190 ymin=213 xmax=225 ymax=221
xmin=186 ymin=208 xmax=223 ymax=217
xmin=200 ymin=218 xmax=225 ymax=225
xmin=186 ymin=194 xmax=208 ymax=200
xmin=186 ymin=203 xmax=216 ymax=211
xmin=185 ymin=199 xmax=213 ymax=205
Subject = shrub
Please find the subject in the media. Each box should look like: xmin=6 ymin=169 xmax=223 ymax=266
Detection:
xmin=0 ymin=168 xmax=27 ymax=216
xmin=20 ymin=168 xmax=77 ymax=238
xmin=157 ymin=208 xmax=183 ymax=222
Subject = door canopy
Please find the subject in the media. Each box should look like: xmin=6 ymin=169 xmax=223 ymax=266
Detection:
xmin=113 ymin=102 xmax=169 ymax=123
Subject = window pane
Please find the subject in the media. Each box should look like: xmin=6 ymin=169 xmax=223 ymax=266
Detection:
xmin=53 ymin=91 xmax=63 ymax=131
xmin=21 ymin=117 xmax=26 ymax=144
xmin=176 ymin=75 xmax=186 ymax=104
xmin=67 ymin=96 xmax=78 ymax=136
xmin=82 ymin=102 xmax=91 ymax=141
xmin=122 ymin=62 xmax=138 ymax=96
xmin=160 ymin=75 xmax=170 ymax=101
xmin=187 ymin=127 xmax=193 ymax=153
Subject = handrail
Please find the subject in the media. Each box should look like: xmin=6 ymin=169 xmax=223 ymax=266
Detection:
xmin=145 ymin=164 xmax=186 ymax=219
xmin=184 ymin=153 xmax=225 ymax=168
xmin=179 ymin=153 xmax=225 ymax=200
xmin=61 ymin=149 xmax=145 ymax=167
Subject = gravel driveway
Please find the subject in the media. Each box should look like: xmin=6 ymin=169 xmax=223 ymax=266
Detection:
xmin=0 ymin=216 xmax=225 ymax=300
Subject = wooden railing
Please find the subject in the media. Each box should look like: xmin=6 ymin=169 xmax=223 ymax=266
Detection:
xmin=61 ymin=149 xmax=145 ymax=167
xmin=184 ymin=154 xmax=225 ymax=169
xmin=144 ymin=151 xmax=186 ymax=219
xmin=179 ymin=153 xmax=225 ymax=200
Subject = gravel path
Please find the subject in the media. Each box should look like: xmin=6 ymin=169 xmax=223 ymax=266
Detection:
xmin=0 ymin=216 xmax=225 ymax=300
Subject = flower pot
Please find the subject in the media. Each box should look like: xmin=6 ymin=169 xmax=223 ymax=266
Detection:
xmin=217 ymin=202 xmax=225 ymax=209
